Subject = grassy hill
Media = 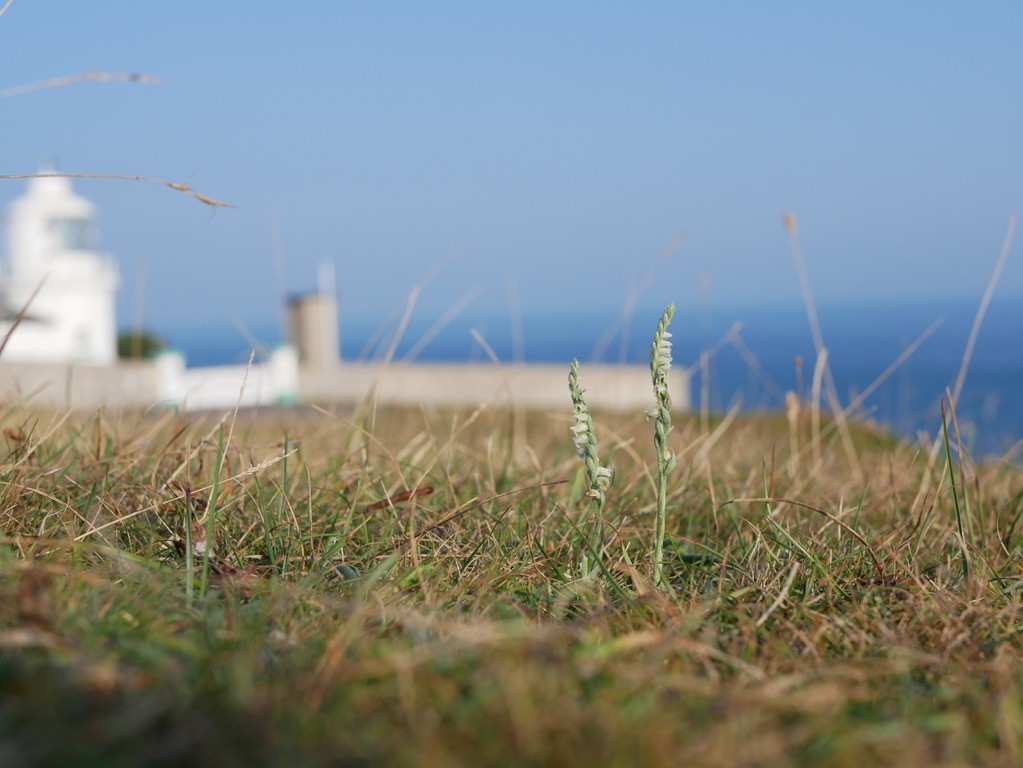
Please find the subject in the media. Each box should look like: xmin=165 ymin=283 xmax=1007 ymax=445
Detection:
xmin=0 ymin=401 xmax=1019 ymax=766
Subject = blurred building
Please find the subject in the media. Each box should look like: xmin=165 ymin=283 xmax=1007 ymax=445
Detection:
xmin=0 ymin=174 xmax=120 ymax=363
xmin=0 ymin=176 xmax=683 ymax=414
xmin=0 ymin=174 xmax=299 ymax=410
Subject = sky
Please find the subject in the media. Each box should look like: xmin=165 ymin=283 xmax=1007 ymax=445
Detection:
xmin=1 ymin=2 xmax=1022 ymax=346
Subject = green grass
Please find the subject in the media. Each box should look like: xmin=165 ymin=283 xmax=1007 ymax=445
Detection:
xmin=0 ymin=402 xmax=1020 ymax=766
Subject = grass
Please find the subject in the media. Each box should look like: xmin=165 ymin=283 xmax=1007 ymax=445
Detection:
xmin=0 ymin=399 xmax=1019 ymax=767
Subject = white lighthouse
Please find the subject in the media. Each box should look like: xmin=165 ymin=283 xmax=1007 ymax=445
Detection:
xmin=0 ymin=175 xmax=120 ymax=364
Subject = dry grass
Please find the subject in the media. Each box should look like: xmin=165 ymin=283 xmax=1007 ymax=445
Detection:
xmin=0 ymin=400 xmax=1020 ymax=766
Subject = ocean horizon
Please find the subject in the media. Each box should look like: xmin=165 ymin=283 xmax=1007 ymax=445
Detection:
xmin=162 ymin=297 xmax=1023 ymax=457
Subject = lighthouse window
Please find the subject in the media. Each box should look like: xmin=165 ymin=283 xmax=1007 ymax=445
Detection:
xmin=47 ymin=217 xmax=95 ymax=251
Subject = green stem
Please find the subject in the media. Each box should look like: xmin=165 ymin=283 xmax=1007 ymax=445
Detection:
xmin=654 ymin=470 xmax=668 ymax=588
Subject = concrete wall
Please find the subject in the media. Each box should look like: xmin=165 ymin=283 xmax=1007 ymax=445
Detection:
xmin=0 ymin=357 xmax=690 ymax=413
xmin=299 ymin=362 xmax=691 ymax=412
xmin=0 ymin=359 xmax=167 ymax=410
xmin=0 ymin=347 xmax=300 ymax=411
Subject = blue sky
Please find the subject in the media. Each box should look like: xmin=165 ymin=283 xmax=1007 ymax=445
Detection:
xmin=2 ymin=2 xmax=1021 ymax=343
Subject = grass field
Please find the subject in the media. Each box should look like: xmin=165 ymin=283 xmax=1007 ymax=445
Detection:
xmin=0 ymin=397 xmax=1020 ymax=767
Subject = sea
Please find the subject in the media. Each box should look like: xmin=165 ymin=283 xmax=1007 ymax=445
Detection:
xmin=166 ymin=298 xmax=1023 ymax=458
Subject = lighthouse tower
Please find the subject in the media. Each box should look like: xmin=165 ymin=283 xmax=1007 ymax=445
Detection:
xmin=0 ymin=175 xmax=120 ymax=364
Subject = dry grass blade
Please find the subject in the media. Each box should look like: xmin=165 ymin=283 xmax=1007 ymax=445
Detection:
xmin=950 ymin=214 xmax=1016 ymax=407
xmin=0 ymin=278 xmax=45 ymax=358
xmin=0 ymin=71 xmax=162 ymax=100
xmin=912 ymin=215 xmax=1017 ymax=511
xmin=0 ymin=173 xmax=230 ymax=209
xmin=379 ymin=478 xmax=570 ymax=553
xmin=755 ymin=561 xmax=800 ymax=628
xmin=839 ymin=316 xmax=944 ymax=421
xmin=589 ymin=232 xmax=686 ymax=363
xmin=724 ymin=495 xmax=887 ymax=583
xmin=400 ymin=285 xmax=481 ymax=363
xmin=783 ymin=211 xmax=863 ymax=480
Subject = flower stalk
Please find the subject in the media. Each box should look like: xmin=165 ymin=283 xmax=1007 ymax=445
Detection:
xmin=650 ymin=303 xmax=676 ymax=588
xmin=569 ymin=359 xmax=612 ymax=573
